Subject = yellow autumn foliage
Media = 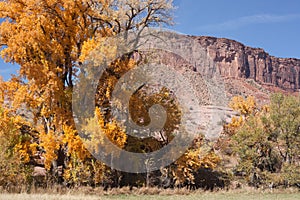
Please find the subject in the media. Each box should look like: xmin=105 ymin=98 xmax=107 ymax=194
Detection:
xmin=229 ymin=95 xmax=256 ymax=116
xmin=39 ymin=130 xmax=61 ymax=170
xmin=84 ymin=107 xmax=127 ymax=152
xmin=173 ymin=136 xmax=221 ymax=185
xmin=0 ymin=103 xmax=35 ymax=187
xmin=63 ymin=125 xmax=90 ymax=162
xmin=0 ymin=0 xmax=217 ymax=188
xmin=224 ymin=96 xmax=257 ymax=136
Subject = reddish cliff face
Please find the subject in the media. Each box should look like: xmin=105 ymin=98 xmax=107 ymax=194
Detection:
xmin=194 ymin=36 xmax=300 ymax=92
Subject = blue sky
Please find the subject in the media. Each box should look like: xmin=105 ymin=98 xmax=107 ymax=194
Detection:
xmin=1 ymin=0 xmax=300 ymax=80
xmin=173 ymin=0 xmax=300 ymax=58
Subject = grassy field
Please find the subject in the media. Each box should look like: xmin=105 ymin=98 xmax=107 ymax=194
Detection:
xmin=1 ymin=192 xmax=299 ymax=200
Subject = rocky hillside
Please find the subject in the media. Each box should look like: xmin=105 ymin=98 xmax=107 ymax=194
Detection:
xmin=147 ymin=33 xmax=300 ymax=139
xmin=153 ymin=34 xmax=300 ymax=105
xmin=194 ymin=36 xmax=300 ymax=92
xmin=157 ymin=36 xmax=300 ymax=103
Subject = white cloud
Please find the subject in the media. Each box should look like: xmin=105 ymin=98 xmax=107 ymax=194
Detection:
xmin=198 ymin=14 xmax=300 ymax=32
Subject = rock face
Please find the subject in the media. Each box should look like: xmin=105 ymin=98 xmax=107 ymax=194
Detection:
xmin=193 ymin=36 xmax=300 ymax=92
xmin=150 ymin=33 xmax=300 ymax=140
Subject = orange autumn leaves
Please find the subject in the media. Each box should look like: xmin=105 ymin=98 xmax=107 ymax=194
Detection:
xmin=0 ymin=0 xmax=225 ymax=188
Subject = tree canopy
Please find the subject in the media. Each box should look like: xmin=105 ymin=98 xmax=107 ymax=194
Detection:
xmin=0 ymin=0 xmax=179 ymax=188
xmin=222 ymin=94 xmax=300 ymax=187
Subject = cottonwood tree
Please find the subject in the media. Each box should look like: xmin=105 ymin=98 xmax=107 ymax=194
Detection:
xmin=225 ymin=94 xmax=300 ymax=187
xmin=269 ymin=93 xmax=300 ymax=164
xmin=0 ymin=0 xmax=174 ymax=186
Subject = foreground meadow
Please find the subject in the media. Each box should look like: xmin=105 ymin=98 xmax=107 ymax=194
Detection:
xmin=1 ymin=190 xmax=299 ymax=200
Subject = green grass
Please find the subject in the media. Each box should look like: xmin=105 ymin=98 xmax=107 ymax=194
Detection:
xmin=1 ymin=192 xmax=299 ymax=200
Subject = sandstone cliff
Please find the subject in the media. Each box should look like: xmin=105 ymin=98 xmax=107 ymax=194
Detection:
xmin=146 ymin=33 xmax=300 ymax=139
xmin=193 ymin=36 xmax=300 ymax=92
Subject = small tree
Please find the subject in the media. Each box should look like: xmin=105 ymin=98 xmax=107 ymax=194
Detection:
xmin=229 ymin=93 xmax=300 ymax=187
xmin=269 ymin=93 xmax=300 ymax=164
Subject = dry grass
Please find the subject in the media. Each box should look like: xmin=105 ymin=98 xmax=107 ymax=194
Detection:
xmin=1 ymin=192 xmax=299 ymax=200
xmin=0 ymin=187 xmax=299 ymax=200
